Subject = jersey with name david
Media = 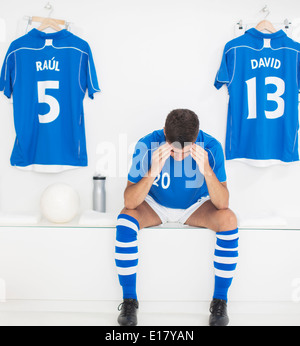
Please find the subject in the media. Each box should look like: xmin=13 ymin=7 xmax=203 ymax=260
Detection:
xmin=215 ymin=28 xmax=300 ymax=164
xmin=128 ymin=129 xmax=226 ymax=209
xmin=0 ymin=28 xmax=100 ymax=172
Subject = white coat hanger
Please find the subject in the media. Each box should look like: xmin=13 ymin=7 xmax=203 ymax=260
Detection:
xmin=255 ymin=5 xmax=277 ymax=33
xmin=235 ymin=7 xmax=292 ymax=38
xmin=29 ymin=2 xmax=67 ymax=32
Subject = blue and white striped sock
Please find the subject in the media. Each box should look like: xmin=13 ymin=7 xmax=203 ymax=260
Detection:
xmin=115 ymin=214 xmax=140 ymax=300
xmin=213 ymin=228 xmax=239 ymax=302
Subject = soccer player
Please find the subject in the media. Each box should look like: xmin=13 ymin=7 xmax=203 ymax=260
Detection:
xmin=115 ymin=109 xmax=239 ymax=326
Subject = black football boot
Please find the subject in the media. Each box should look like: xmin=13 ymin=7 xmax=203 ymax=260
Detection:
xmin=209 ymin=299 xmax=229 ymax=326
xmin=117 ymin=299 xmax=139 ymax=326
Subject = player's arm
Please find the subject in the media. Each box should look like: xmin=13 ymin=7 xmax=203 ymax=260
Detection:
xmin=191 ymin=144 xmax=229 ymax=210
xmin=124 ymin=178 xmax=155 ymax=210
xmin=124 ymin=143 xmax=171 ymax=210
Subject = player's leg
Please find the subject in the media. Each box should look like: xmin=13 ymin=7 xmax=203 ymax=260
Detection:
xmin=185 ymin=199 xmax=237 ymax=231
xmin=116 ymin=201 xmax=162 ymax=326
xmin=116 ymin=201 xmax=162 ymax=300
xmin=185 ymin=200 xmax=239 ymax=326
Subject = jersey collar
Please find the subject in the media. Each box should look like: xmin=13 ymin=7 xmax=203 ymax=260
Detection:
xmin=246 ymin=28 xmax=286 ymax=39
xmin=28 ymin=28 xmax=71 ymax=40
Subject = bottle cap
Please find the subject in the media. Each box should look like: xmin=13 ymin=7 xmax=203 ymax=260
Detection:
xmin=93 ymin=175 xmax=106 ymax=180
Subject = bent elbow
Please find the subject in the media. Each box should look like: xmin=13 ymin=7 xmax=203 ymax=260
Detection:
xmin=216 ymin=200 xmax=229 ymax=210
xmin=124 ymin=202 xmax=136 ymax=210
xmin=124 ymin=197 xmax=138 ymax=210
xmin=219 ymin=204 xmax=229 ymax=210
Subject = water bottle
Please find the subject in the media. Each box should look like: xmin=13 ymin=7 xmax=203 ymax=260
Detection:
xmin=93 ymin=175 xmax=106 ymax=212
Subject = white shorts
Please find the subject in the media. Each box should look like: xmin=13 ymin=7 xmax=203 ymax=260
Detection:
xmin=145 ymin=195 xmax=211 ymax=225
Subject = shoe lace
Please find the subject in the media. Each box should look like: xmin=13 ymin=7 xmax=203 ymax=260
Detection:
xmin=209 ymin=299 xmax=226 ymax=316
xmin=118 ymin=299 xmax=138 ymax=313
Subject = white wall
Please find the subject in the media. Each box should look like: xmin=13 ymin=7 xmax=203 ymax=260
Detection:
xmin=1 ymin=0 xmax=300 ymax=220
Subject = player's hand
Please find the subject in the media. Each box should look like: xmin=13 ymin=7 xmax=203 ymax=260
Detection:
xmin=191 ymin=143 xmax=213 ymax=177
xmin=149 ymin=143 xmax=172 ymax=178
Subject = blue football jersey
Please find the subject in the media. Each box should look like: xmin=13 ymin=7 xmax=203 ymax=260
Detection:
xmin=215 ymin=28 xmax=300 ymax=165
xmin=128 ymin=129 xmax=227 ymax=209
xmin=0 ymin=29 xmax=100 ymax=172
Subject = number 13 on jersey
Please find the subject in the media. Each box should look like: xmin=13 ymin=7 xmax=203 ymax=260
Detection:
xmin=246 ymin=76 xmax=285 ymax=120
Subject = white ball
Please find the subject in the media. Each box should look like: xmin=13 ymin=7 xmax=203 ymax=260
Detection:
xmin=41 ymin=183 xmax=80 ymax=223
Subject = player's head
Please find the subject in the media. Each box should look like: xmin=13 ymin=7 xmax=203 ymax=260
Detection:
xmin=164 ymin=109 xmax=199 ymax=161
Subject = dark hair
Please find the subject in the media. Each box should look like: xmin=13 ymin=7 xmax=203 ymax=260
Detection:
xmin=164 ymin=109 xmax=199 ymax=147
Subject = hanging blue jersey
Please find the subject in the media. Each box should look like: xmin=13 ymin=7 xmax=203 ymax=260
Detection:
xmin=128 ymin=129 xmax=226 ymax=209
xmin=215 ymin=28 xmax=300 ymax=165
xmin=0 ymin=29 xmax=100 ymax=172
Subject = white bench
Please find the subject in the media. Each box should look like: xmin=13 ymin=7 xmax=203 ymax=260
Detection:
xmin=0 ymin=216 xmax=299 ymax=305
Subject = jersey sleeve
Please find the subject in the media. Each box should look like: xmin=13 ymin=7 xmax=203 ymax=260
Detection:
xmin=128 ymin=141 xmax=151 ymax=184
xmin=80 ymin=44 xmax=100 ymax=99
xmin=209 ymin=141 xmax=227 ymax=183
xmin=0 ymin=44 xmax=16 ymax=98
xmin=297 ymin=51 xmax=300 ymax=91
xmin=214 ymin=45 xmax=234 ymax=90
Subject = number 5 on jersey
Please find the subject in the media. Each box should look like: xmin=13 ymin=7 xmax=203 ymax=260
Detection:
xmin=38 ymin=81 xmax=60 ymax=123
xmin=246 ymin=76 xmax=285 ymax=120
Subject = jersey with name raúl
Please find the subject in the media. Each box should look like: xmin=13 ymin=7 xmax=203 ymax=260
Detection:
xmin=215 ymin=28 xmax=300 ymax=165
xmin=128 ymin=129 xmax=227 ymax=209
xmin=0 ymin=29 xmax=100 ymax=172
